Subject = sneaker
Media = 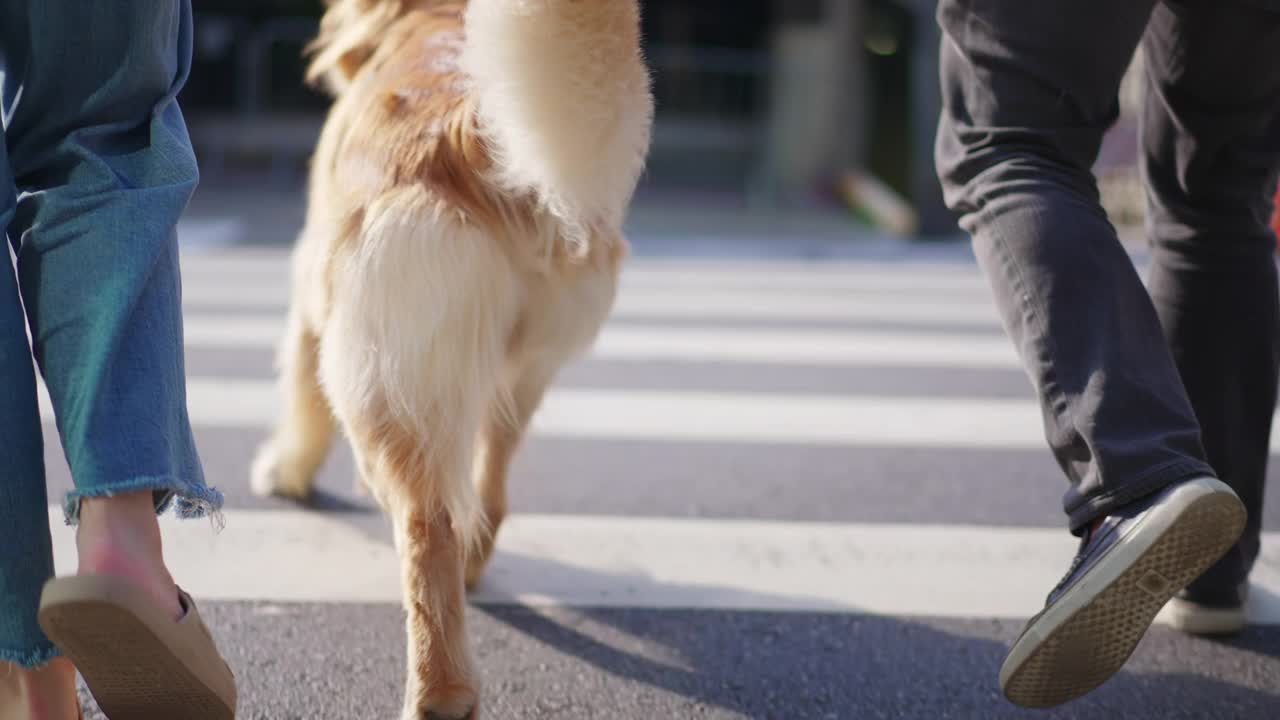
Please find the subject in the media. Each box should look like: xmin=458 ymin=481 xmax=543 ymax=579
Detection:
xmin=999 ymin=476 xmax=1246 ymax=708
xmin=1163 ymin=582 xmax=1249 ymax=636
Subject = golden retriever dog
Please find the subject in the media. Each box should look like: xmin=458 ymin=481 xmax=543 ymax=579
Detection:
xmin=248 ymin=1 xmax=652 ymax=717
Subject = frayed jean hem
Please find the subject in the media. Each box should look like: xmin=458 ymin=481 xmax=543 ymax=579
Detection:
xmin=62 ymin=476 xmax=225 ymax=527
xmin=0 ymin=643 xmax=61 ymax=670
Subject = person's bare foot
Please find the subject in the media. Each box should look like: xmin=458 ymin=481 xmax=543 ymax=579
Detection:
xmin=0 ymin=657 xmax=80 ymax=720
xmin=75 ymin=492 xmax=183 ymax=621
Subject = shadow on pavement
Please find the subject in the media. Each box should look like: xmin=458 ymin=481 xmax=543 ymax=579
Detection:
xmin=473 ymin=551 xmax=1280 ymax=719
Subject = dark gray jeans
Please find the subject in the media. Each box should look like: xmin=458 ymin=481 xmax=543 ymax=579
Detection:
xmin=935 ymin=0 xmax=1280 ymax=596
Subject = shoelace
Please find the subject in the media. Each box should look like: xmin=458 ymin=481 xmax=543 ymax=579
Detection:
xmin=1045 ymin=534 xmax=1092 ymax=606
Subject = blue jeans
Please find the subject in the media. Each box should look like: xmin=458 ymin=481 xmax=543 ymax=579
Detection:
xmin=0 ymin=0 xmax=222 ymax=667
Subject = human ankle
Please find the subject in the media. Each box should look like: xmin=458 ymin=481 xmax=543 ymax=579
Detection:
xmin=77 ymin=491 xmax=163 ymax=552
xmin=0 ymin=658 xmax=79 ymax=720
xmin=74 ymin=492 xmax=180 ymax=619
xmin=77 ymin=491 xmax=160 ymax=535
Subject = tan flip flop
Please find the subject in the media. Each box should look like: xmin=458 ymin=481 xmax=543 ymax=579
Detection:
xmin=37 ymin=575 xmax=236 ymax=720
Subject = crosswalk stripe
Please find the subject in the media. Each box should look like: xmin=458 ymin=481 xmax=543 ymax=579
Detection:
xmin=176 ymin=279 xmax=998 ymax=307
xmin=178 ymin=285 xmax=1004 ymax=326
xmin=179 ymin=316 xmax=1020 ymax=369
xmin=178 ymin=254 xmax=992 ymax=292
xmin=40 ymin=380 xmax=1045 ymax=446
xmin=587 ymin=326 xmax=1019 ymax=368
xmin=47 ymin=506 xmax=1280 ymax=624
xmin=609 ymin=290 xmax=999 ymax=324
xmin=179 ymin=219 xmax=246 ymax=250
xmin=180 ymin=284 xmax=284 ymax=306
xmin=183 ymin=315 xmax=282 ymax=347
xmin=620 ymin=266 xmax=990 ymax=292
xmin=37 ymin=379 xmax=1280 ymax=450
xmin=176 ymin=269 xmax=995 ymax=296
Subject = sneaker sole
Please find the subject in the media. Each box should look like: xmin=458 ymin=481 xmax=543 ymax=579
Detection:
xmin=999 ymin=477 xmax=1246 ymax=708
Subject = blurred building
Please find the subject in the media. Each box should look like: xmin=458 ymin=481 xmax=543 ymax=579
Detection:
xmin=183 ymin=0 xmax=952 ymax=234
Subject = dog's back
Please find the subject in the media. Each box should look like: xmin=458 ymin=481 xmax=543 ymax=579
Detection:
xmin=251 ymin=1 xmax=652 ymax=717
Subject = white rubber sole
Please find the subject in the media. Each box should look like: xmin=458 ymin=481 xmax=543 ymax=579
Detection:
xmin=999 ymin=477 xmax=1246 ymax=708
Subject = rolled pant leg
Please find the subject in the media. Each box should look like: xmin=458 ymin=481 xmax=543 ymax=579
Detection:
xmin=1141 ymin=0 xmax=1280 ymax=593
xmin=0 ymin=119 xmax=59 ymax=668
xmin=0 ymin=0 xmax=221 ymax=523
xmin=935 ymin=0 xmax=1216 ymax=534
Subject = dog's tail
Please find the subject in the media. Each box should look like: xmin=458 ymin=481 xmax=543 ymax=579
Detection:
xmin=461 ymin=0 xmax=653 ymax=249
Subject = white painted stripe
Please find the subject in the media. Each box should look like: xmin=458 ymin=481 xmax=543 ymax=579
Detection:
xmin=620 ymin=267 xmax=990 ymax=293
xmin=178 ymin=268 xmax=993 ymax=295
xmin=183 ymin=315 xmax=283 ymax=347
xmin=182 ymin=284 xmax=287 ymax=306
xmin=179 ymin=249 xmax=290 ymax=267
xmin=533 ymin=391 xmax=1049 ymax=447
xmin=179 ymin=254 xmax=989 ymax=290
xmin=610 ymin=290 xmax=999 ymax=324
xmin=39 ymin=381 xmax=1047 ymax=446
xmin=176 ymin=277 xmax=998 ymax=309
xmin=39 ymin=380 xmax=1280 ymax=449
xmin=178 ymin=219 xmax=246 ymax=250
xmin=592 ymin=327 xmax=1019 ymax=368
xmin=178 ymin=285 xmax=1002 ymax=326
xmin=46 ymin=508 xmax=1280 ymax=624
xmin=180 ymin=316 xmax=1020 ymax=369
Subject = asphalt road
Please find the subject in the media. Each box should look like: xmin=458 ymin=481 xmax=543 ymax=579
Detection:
xmin=42 ymin=231 xmax=1280 ymax=719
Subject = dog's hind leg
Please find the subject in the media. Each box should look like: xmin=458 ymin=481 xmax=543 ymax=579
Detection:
xmin=372 ymin=427 xmax=480 ymax=720
xmin=251 ymin=311 xmax=336 ymax=500
xmin=465 ymin=362 xmax=555 ymax=589
xmin=464 ymin=253 xmax=623 ymax=587
xmin=318 ymin=190 xmax=522 ymax=719
xmin=327 ymin=406 xmax=484 ymax=719
xmin=338 ymin=347 xmax=498 ymax=720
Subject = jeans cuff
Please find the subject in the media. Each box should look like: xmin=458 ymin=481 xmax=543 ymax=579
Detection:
xmin=1066 ymin=459 xmax=1216 ymax=534
xmin=61 ymin=475 xmax=225 ymax=527
xmin=0 ymin=643 xmax=61 ymax=669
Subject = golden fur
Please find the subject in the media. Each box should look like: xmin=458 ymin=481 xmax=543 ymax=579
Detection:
xmin=250 ymin=1 xmax=652 ymax=717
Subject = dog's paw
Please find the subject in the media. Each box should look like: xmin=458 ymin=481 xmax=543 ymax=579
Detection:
xmin=464 ymin=534 xmax=498 ymax=591
xmin=403 ymin=677 xmax=478 ymax=720
xmin=249 ymin=445 xmax=313 ymax=500
xmin=464 ymin=555 xmax=487 ymax=592
xmin=420 ymin=710 xmax=477 ymax=720
xmin=404 ymin=701 xmax=477 ymax=720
